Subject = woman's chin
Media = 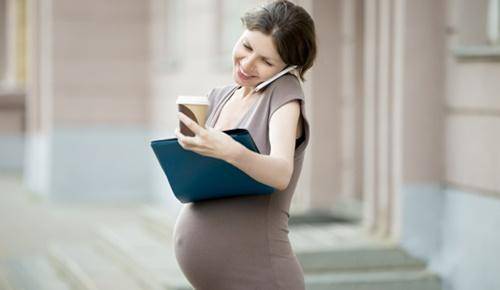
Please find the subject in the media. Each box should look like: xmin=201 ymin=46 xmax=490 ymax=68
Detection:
xmin=233 ymin=74 xmax=251 ymax=87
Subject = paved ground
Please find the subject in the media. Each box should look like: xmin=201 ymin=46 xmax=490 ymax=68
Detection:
xmin=0 ymin=172 xmax=443 ymax=290
xmin=0 ymin=172 xmax=146 ymax=260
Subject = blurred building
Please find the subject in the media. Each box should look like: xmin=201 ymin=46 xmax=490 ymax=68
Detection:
xmin=1 ymin=0 xmax=500 ymax=289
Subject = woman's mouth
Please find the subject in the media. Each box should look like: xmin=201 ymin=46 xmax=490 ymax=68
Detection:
xmin=237 ymin=66 xmax=255 ymax=81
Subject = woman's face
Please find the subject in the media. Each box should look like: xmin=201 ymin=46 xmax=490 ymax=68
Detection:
xmin=232 ymin=29 xmax=287 ymax=88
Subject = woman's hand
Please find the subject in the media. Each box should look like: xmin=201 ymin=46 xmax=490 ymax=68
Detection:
xmin=175 ymin=112 xmax=243 ymax=162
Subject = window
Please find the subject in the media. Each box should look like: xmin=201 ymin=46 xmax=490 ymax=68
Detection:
xmin=487 ymin=0 xmax=500 ymax=44
xmin=452 ymin=0 xmax=500 ymax=58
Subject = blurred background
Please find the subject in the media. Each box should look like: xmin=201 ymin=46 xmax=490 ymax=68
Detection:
xmin=1 ymin=0 xmax=500 ymax=289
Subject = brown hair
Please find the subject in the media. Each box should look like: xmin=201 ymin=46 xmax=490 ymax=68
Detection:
xmin=241 ymin=0 xmax=317 ymax=81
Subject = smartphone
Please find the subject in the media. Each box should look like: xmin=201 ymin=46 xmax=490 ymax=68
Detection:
xmin=253 ymin=65 xmax=298 ymax=93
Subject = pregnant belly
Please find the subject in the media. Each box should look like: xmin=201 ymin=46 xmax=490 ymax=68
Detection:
xmin=173 ymin=196 xmax=280 ymax=288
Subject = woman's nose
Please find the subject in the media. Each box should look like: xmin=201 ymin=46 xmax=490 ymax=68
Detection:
xmin=241 ymin=57 xmax=256 ymax=73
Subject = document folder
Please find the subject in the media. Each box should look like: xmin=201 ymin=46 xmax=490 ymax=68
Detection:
xmin=150 ymin=128 xmax=275 ymax=203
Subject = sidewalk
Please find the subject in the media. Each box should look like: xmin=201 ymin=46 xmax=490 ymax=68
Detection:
xmin=0 ymin=172 xmax=442 ymax=290
xmin=0 ymin=172 xmax=144 ymax=260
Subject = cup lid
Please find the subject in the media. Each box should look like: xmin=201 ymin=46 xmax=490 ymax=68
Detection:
xmin=176 ymin=95 xmax=210 ymax=105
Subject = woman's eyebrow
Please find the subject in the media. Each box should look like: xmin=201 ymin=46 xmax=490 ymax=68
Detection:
xmin=243 ymin=39 xmax=278 ymax=63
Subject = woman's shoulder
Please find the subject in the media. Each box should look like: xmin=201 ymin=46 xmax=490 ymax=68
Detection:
xmin=264 ymin=74 xmax=306 ymax=118
xmin=264 ymin=73 xmax=305 ymax=107
xmin=265 ymin=73 xmax=304 ymax=98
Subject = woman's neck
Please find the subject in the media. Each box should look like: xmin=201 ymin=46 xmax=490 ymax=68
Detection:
xmin=240 ymin=86 xmax=255 ymax=98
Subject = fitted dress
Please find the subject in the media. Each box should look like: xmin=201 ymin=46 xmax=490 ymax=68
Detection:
xmin=173 ymin=74 xmax=310 ymax=290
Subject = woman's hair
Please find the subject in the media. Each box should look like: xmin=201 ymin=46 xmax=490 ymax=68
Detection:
xmin=241 ymin=0 xmax=317 ymax=81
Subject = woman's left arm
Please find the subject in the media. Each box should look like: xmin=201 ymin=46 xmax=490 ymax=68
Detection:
xmin=176 ymin=101 xmax=300 ymax=191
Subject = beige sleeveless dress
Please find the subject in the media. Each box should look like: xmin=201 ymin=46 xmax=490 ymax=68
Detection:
xmin=173 ymin=74 xmax=310 ymax=290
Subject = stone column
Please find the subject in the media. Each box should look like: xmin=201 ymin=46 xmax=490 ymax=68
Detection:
xmin=24 ymin=0 xmax=154 ymax=203
xmin=0 ymin=0 xmax=6 ymax=82
xmin=363 ymin=0 xmax=446 ymax=246
xmin=363 ymin=0 xmax=406 ymax=238
xmin=299 ymin=0 xmax=365 ymax=215
xmin=0 ymin=0 xmax=27 ymax=171
xmin=308 ymin=0 xmax=343 ymax=211
xmin=338 ymin=0 xmax=365 ymax=214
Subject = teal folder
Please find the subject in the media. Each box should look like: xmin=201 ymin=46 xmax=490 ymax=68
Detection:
xmin=150 ymin=128 xmax=276 ymax=203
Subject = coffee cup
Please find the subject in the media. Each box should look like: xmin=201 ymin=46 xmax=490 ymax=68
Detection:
xmin=176 ymin=96 xmax=210 ymax=137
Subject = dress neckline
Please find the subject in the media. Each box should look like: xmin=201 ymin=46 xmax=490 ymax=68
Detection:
xmin=211 ymin=85 xmax=260 ymax=131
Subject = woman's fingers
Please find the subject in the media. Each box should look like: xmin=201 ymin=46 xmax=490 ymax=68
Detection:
xmin=175 ymin=127 xmax=200 ymax=149
xmin=178 ymin=112 xmax=205 ymax=137
xmin=174 ymin=126 xmax=222 ymax=159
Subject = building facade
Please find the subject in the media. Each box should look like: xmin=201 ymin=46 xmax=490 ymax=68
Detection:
xmin=1 ymin=0 xmax=500 ymax=289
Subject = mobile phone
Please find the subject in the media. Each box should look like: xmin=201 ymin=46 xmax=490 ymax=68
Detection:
xmin=253 ymin=65 xmax=298 ymax=92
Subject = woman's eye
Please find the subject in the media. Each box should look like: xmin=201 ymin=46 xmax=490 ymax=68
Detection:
xmin=243 ymin=43 xmax=252 ymax=51
xmin=264 ymin=61 xmax=273 ymax=66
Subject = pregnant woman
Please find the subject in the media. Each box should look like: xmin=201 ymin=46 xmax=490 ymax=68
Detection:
xmin=173 ymin=1 xmax=317 ymax=289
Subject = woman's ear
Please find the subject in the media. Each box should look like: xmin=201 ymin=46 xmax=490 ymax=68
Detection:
xmin=289 ymin=67 xmax=300 ymax=79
